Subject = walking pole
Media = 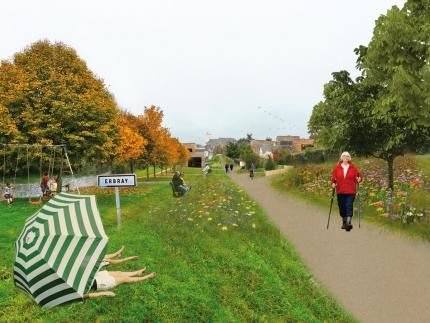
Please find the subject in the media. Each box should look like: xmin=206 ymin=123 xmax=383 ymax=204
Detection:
xmin=357 ymin=180 xmax=361 ymax=228
xmin=327 ymin=187 xmax=335 ymax=229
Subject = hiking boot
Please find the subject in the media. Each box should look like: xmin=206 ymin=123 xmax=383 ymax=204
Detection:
xmin=345 ymin=217 xmax=353 ymax=231
xmin=341 ymin=218 xmax=346 ymax=230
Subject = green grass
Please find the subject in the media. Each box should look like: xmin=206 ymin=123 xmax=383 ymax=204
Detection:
xmin=416 ymin=154 xmax=430 ymax=177
xmin=135 ymin=167 xmax=167 ymax=178
xmin=0 ymin=169 xmax=354 ymax=322
xmin=207 ymin=155 xmax=222 ymax=169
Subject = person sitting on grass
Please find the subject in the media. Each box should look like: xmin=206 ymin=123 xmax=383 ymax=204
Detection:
xmin=3 ymin=182 xmax=14 ymax=206
xmin=84 ymin=246 xmax=156 ymax=299
xmin=171 ymin=171 xmax=191 ymax=196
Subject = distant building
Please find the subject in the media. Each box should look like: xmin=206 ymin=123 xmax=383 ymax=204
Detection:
xmin=206 ymin=138 xmax=236 ymax=152
xmin=259 ymin=146 xmax=274 ymax=159
xmin=183 ymin=143 xmax=206 ymax=168
xmin=250 ymin=139 xmax=275 ymax=153
xmin=275 ymin=136 xmax=314 ymax=153
xmin=250 ymin=140 xmax=276 ymax=158
xmin=250 ymin=136 xmax=314 ymax=158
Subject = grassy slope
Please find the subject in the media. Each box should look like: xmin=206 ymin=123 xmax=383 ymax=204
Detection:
xmin=0 ymin=167 xmax=354 ymax=322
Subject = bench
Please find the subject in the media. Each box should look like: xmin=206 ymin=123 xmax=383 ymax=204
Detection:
xmin=169 ymin=182 xmax=181 ymax=197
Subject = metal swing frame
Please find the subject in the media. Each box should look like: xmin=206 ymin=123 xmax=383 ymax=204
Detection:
xmin=0 ymin=143 xmax=80 ymax=204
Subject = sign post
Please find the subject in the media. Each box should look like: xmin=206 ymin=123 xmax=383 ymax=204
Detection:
xmin=97 ymin=174 xmax=137 ymax=229
xmin=115 ymin=187 xmax=121 ymax=228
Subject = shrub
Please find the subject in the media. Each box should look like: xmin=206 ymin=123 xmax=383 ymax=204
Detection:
xmin=265 ymin=156 xmax=276 ymax=170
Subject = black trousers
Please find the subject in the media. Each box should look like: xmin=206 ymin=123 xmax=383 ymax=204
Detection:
xmin=337 ymin=194 xmax=355 ymax=218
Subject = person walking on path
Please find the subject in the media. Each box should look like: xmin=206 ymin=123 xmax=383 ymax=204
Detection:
xmin=330 ymin=151 xmax=362 ymax=231
xmin=249 ymin=163 xmax=255 ymax=180
xmin=229 ymin=163 xmax=234 ymax=172
xmin=225 ymin=164 xmax=229 ymax=173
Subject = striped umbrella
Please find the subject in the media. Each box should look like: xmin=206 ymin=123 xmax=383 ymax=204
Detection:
xmin=13 ymin=193 xmax=108 ymax=308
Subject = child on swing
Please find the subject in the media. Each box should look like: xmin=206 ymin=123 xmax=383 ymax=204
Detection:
xmin=49 ymin=177 xmax=58 ymax=196
xmin=3 ymin=182 xmax=14 ymax=207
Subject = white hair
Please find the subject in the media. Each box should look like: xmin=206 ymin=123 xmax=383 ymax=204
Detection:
xmin=340 ymin=151 xmax=351 ymax=161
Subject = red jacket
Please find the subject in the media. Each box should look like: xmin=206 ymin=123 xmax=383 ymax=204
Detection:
xmin=331 ymin=162 xmax=362 ymax=194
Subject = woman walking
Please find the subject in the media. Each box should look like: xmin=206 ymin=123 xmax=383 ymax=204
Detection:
xmin=330 ymin=152 xmax=362 ymax=231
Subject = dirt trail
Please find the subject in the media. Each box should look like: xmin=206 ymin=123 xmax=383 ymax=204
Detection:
xmin=230 ymin=172 xmax=430 ymax=323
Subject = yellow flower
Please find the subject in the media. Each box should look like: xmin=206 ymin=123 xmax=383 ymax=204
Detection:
xmin=232 ymin=223 xmax=238 ymax=227
xmin=222 ymin=226 xmax=228 ymax=231
xmin=252 ymin=223 xmax=256 ymax=229
xmin=208 ymin=217 xmax=213 ymax=221
xmin=376 ymin=207 xmax=384 ymax=213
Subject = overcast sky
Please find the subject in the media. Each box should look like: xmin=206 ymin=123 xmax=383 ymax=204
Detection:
xmin=1 ymin=0 xmax=406 ymax=144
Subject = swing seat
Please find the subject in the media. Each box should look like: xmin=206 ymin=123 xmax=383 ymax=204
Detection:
xmin=28 ymin=198 xmax=43 ymax=205
xmin=169 ymin=182 xmax=181 ymax=198
xmin=2 ymin=193 xmax=13 ymax=200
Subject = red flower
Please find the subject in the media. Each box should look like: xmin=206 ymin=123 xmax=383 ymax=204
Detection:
xmin=411 ymin=178 xmax=420 ymax=188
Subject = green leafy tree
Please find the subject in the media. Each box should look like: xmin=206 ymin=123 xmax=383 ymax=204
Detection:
xmin=358 ymin=4 xmax=430 ymax=210
xmin=239 ymin=145 xmax=261 ymax=169
xmin=309 ymin=2 xmax=430 ymax=213
xmin=224 ymin=142 xmax=240 ymax=159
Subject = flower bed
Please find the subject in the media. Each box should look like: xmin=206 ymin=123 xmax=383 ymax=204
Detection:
xmin=280 ymin=156 xmax=430 ymax=224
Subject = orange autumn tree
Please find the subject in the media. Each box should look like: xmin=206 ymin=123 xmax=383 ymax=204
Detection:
xmin=173 ymin=137 xmax=191 ymax=168
xmin=151 ymin=128 xmax=180 ymax=174
xmin=0 ymin=103 xmax=21 ymax=142
xmin=0 ymin=40 xmax=120 ymax=167
xmin=115 ymin=113 xmax=147 ymax=172
xmin=135 ymin=105 xmax=164 ymax=178
xmin=134 ymin=105 xmax=189 ymax=177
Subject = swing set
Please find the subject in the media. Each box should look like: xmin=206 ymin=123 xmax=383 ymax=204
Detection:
xmin=1 ymin=143 xmax=80 ymax=205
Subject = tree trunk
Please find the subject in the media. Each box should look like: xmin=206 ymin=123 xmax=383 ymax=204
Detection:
xmin=146 ymin=167 xmax=149 ymax=179
xmin=386 ymin=156 xmax=394 ymax=214
xmin=130 ymin=161 xmax=134 ymax=173
xmin=153 ymin=165 xmax=156 ymax=178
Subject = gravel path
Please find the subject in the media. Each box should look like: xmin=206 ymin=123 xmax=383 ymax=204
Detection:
xmin=230 ymin=172 xmax=430 ymax=323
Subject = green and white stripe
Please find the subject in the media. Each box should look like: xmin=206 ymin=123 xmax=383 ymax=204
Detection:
xmin=14 ymin=193 xmax=108 ymax=308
